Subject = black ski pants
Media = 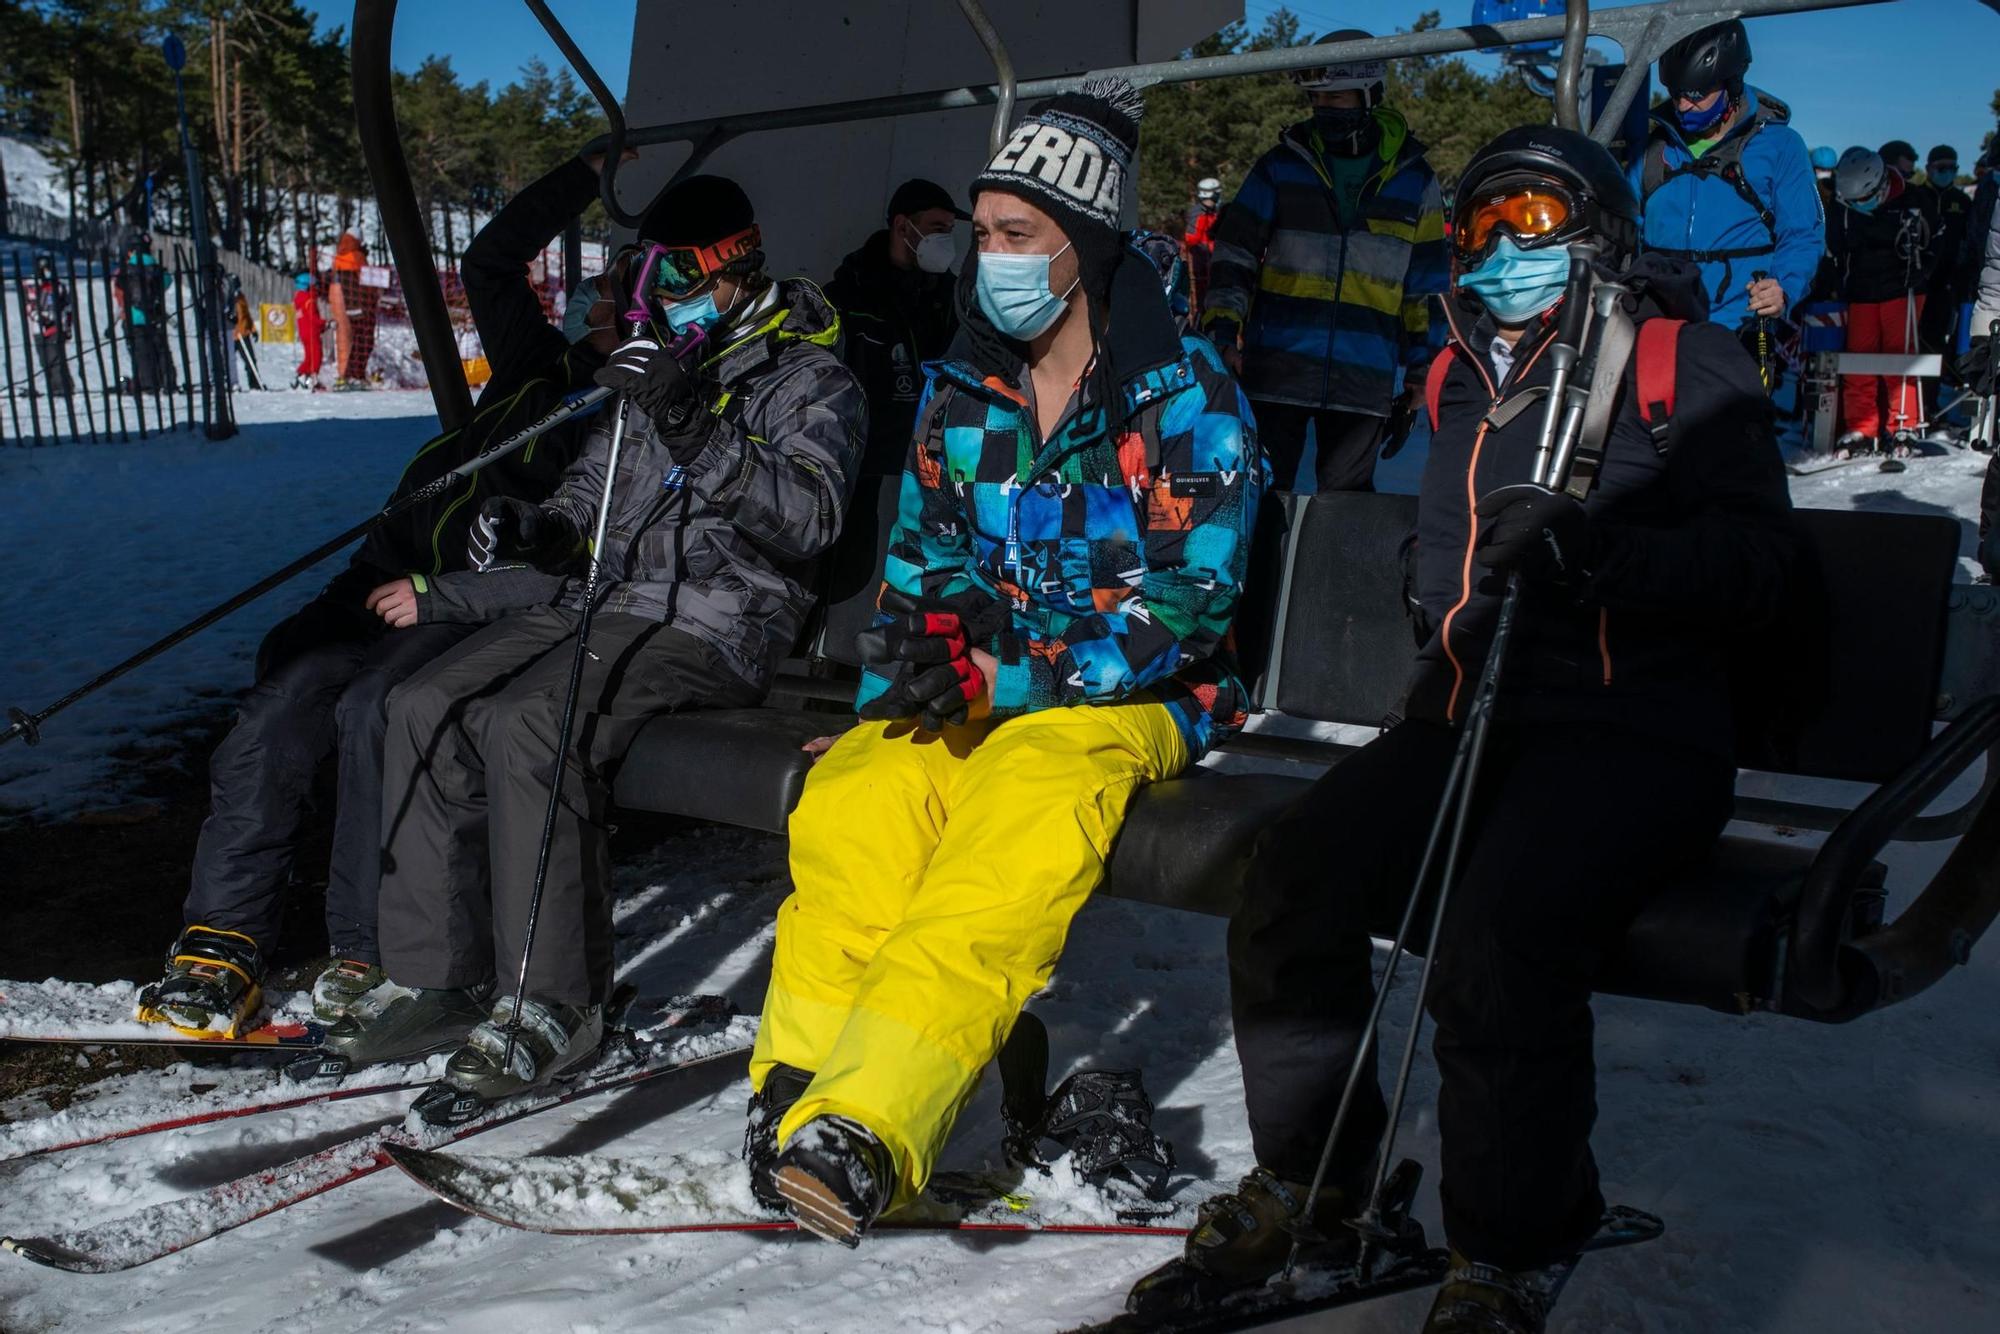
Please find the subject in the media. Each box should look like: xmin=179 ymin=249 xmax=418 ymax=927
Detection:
xmin=1251 ymin=400 xmax=1385 ymax=493
xmin=1228 ymin=717 xmax=1732 ymax=1270
xmin=35 ymin=334 xmax=73 ymax=396
xmin=376 ymin=605 xmax=759 ymax=1009
xmin=185 ymin=598 xmax=477 ymax=963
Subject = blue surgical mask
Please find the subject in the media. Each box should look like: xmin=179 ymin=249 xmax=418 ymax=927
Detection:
xmin=975 ymin=241 xmax=1079 ymax=341
xmin=1457 ymin=237 xmax=1574 ymax=324
xmin=1847 ymin=195 xmax=1882 ymax=215
xmin=1675 ymin=92 xmax=1730 ymax=138
xmin=661 ymin=289 xmax=722 ymax=336
xmin=562 ymin=280 xmax=605 ymax=343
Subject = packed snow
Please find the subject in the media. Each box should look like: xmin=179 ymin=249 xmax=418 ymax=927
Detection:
xmin=0 ymin=392 xmax=1996 ymax=1331
xmin=0 ymin=389 xmax=442 ymax=817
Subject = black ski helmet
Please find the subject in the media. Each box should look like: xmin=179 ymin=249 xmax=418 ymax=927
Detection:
xmin=1659 ymin=20 xmax=1752 ymax=98
xmin=1452 ymin=125 xmax=1640 ymax=268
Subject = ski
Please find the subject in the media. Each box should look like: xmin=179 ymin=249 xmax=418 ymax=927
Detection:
xmin=0 ymin=978 xmax=324 ymax=1050
xmin=1786 ymin=455 xmax=1880 ymax=476
xmin=0 ymin=1058 xmax=443 ymax=1163
xmin=0 ymin=1011 xmax=757 ymax=1273
xmin=385 ymin=1145 xmax=1196 ymax=1237
xmin=1070 ymin=1206 xmax=1665 ymax=1334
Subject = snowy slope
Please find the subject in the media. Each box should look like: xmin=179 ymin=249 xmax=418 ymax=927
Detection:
xmin=0 ymin=409 xmax=1996 ymax=1332
xmin=0 ymin=391 xmax=440 ymax=817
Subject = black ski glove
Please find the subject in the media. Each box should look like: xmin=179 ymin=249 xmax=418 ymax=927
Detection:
xmin=856 ymin=588 xmax=1002 ymax=731
xmin=594 ymin=336 xmax=704 ymax=458
xmin=1474 ymin=482 xmax=1595 ymax=587
xmin=469 ymin=495 xmax=580 ymax=572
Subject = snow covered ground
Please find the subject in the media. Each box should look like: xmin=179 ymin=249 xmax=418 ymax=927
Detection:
xmin=0 ymin=397 xmax=1996 ymax=1332
xmin=0 ymin=389 xmax=441 ymax=816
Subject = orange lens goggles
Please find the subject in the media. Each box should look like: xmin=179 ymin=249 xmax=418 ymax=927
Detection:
xmin=1453 ymin=187 xmax=1573 ymax=263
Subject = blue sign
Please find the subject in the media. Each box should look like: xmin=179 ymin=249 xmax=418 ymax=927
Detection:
xmin=162 ymin=33 xmax=186 ymax=72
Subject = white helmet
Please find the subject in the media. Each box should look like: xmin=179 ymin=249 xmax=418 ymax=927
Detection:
xmin=1291 ymin=29 xmax=1386 ymax=105
xmin=1195 ymin=177 xmax=1222 ymax=202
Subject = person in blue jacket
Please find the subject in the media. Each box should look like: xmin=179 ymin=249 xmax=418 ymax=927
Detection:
xmin=1633 ymin=20 xmax=1823 ymax=340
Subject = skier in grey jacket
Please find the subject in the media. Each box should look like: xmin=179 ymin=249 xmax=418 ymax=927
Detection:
xmin=339 ymin=175 xmax=868 ymax=1102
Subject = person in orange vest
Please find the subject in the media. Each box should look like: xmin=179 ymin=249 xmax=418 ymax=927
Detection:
xmin=330 ymin=232 xmax=380 ymax=388
xmin=292 ymin=271 xmax=326 ymax=391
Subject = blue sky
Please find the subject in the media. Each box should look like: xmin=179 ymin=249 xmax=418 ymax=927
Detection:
xmin=314 ymin=1 xmax=1997 ymax=168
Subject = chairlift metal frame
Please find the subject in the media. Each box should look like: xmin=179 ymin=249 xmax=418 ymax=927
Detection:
xmin=349 ymin=0 xmax=1887 ymax=433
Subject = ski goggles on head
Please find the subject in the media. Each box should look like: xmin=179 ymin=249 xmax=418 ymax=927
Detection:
xmin=1452 ymin=179 xmax=1579 ymax=266
xmin=645 ymin=225 xmax=762 ymax=301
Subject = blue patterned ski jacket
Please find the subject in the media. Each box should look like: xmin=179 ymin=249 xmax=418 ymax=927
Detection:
xmin=859 ymin=251 xmax=1264 ymax=759
xmin=1201 ymin=106 xmax=1448 ymax=414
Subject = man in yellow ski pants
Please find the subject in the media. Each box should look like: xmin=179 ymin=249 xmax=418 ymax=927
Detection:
xmin=746 ymin=77 xmax=1262 ymax=1246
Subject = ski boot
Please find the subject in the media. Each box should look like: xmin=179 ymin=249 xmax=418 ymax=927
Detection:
xmin=310 ymin=958 xmax=390 ymax=1023
xmin=136 ymin=926 xmax=265 ymax=1038
xmin=765 ymin=1114 xmax=895 ymax=1248
xmin=1125 ymin=1167 xmax=1361 ymax=1319
xmin=1834 ymin=429 xmax=1869 ymax=460
xmin=318 ymin=979 xmax=491 ymax=1071
xmin=1422 ymin=1252 xmax=1579 ymax=1333
xmin=742 ymin=1063 xmax=815 ymax=1212
xmin=410 ymin=995 xmax=604 ymax=1127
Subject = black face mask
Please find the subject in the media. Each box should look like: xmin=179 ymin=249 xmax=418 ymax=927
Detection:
xmin=1312 ymin=105 xmax=1372 ymax=141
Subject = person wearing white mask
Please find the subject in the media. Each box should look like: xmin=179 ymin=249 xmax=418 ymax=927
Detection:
xmin=826 ymin=178 xmax=968 ymax=474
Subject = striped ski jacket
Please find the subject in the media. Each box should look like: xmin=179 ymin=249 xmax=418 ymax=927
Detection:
xmin=863 ymin=251 xmax=1264 ymax=759
xmin=1201 ymin=107 xmax=1448 ymax=415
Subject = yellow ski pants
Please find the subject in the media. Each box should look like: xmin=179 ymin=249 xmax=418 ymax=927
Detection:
xmin=751 ymin=697 xmax=1188 ymax=1205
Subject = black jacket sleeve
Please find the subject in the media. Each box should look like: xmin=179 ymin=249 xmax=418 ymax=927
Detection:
xmin=462 ymin=156 xmax=599 ymax=391
xmin=1585 ymin=321 xmax=1798 ymax=629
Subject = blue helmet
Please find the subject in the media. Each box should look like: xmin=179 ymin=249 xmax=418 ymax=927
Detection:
xmin=294 ymin=272 xmax=312 ymax=291
xmin=1810 ymin=146 xmax=1839 ymax=172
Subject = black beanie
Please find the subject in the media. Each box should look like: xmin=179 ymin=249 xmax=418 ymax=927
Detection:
xmin=639 ymin=174 xmax=756 ymax=248
xmin=970 ymin=77 xmax=1145 ymax=296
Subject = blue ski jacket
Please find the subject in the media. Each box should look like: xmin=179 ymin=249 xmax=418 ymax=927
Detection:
xmin=1631 ymin=86 xmax=1824 ymax=331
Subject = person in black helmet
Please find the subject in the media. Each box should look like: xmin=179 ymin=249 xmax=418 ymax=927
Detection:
xmin=1129 ymin=125 xmax=1799 ymax=1333
xmin=348 ymin=172 xmax=867 ymax=1105
xmin=1635 ymin=19 xmax=1823 ymax=343
xmin=1200 ymin=28 xmax=1447 ymax=492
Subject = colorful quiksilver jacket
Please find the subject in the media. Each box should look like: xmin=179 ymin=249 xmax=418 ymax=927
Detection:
xmin=1201 ymin=106 xmax=1448 ymax=414
xmin=861 ymin=247 xmax=1264 ymax=759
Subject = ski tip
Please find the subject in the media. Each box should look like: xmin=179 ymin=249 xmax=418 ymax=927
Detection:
xmin=1 ymin=1234 xmax=113 ymax=1274
xmin=1600 ymin=1204 xmax=1666 ymax=1243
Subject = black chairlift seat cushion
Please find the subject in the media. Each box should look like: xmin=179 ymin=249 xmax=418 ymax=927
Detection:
xmin=1100 ymin=771 xmax=1885 ymax=1014
xmin=612 ymin=707 xmax=842 ymax=834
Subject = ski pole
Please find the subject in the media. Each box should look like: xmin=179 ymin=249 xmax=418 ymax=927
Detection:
xmin=1283 ymin=252 xmax=1608 ymax=1283
xmin=500 ymin=246 xmax=702 ymax=1071
xmin=1751 ymin=269 xmax=1774 ymax=393
xmin=0 ymin=383 xmax=612 ymax=748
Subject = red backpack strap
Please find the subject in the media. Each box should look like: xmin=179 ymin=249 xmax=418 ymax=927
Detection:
xmin=1634 ymin=318 xmax=1684 ymax=451
xmin=1424 ymin=345 xmax=1457 ymax=432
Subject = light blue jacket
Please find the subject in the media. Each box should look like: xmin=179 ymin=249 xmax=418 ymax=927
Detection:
xmin=1632 ymin=86 xmax=1825 ymax=330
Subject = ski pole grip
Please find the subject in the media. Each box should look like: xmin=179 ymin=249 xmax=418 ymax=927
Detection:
xmin=623 ymin=243 xmax=666 ymax=331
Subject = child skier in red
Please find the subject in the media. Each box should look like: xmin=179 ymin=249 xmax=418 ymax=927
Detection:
xmin=293 ymin=271 xmax=326 ymax=391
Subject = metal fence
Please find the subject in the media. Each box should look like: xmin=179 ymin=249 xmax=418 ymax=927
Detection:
xmin=2 ymin=239 xmax=234 ymax=446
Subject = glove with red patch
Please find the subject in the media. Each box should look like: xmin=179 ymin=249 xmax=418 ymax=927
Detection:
xmin=856 ymin=588 xmax=999 ymax=731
